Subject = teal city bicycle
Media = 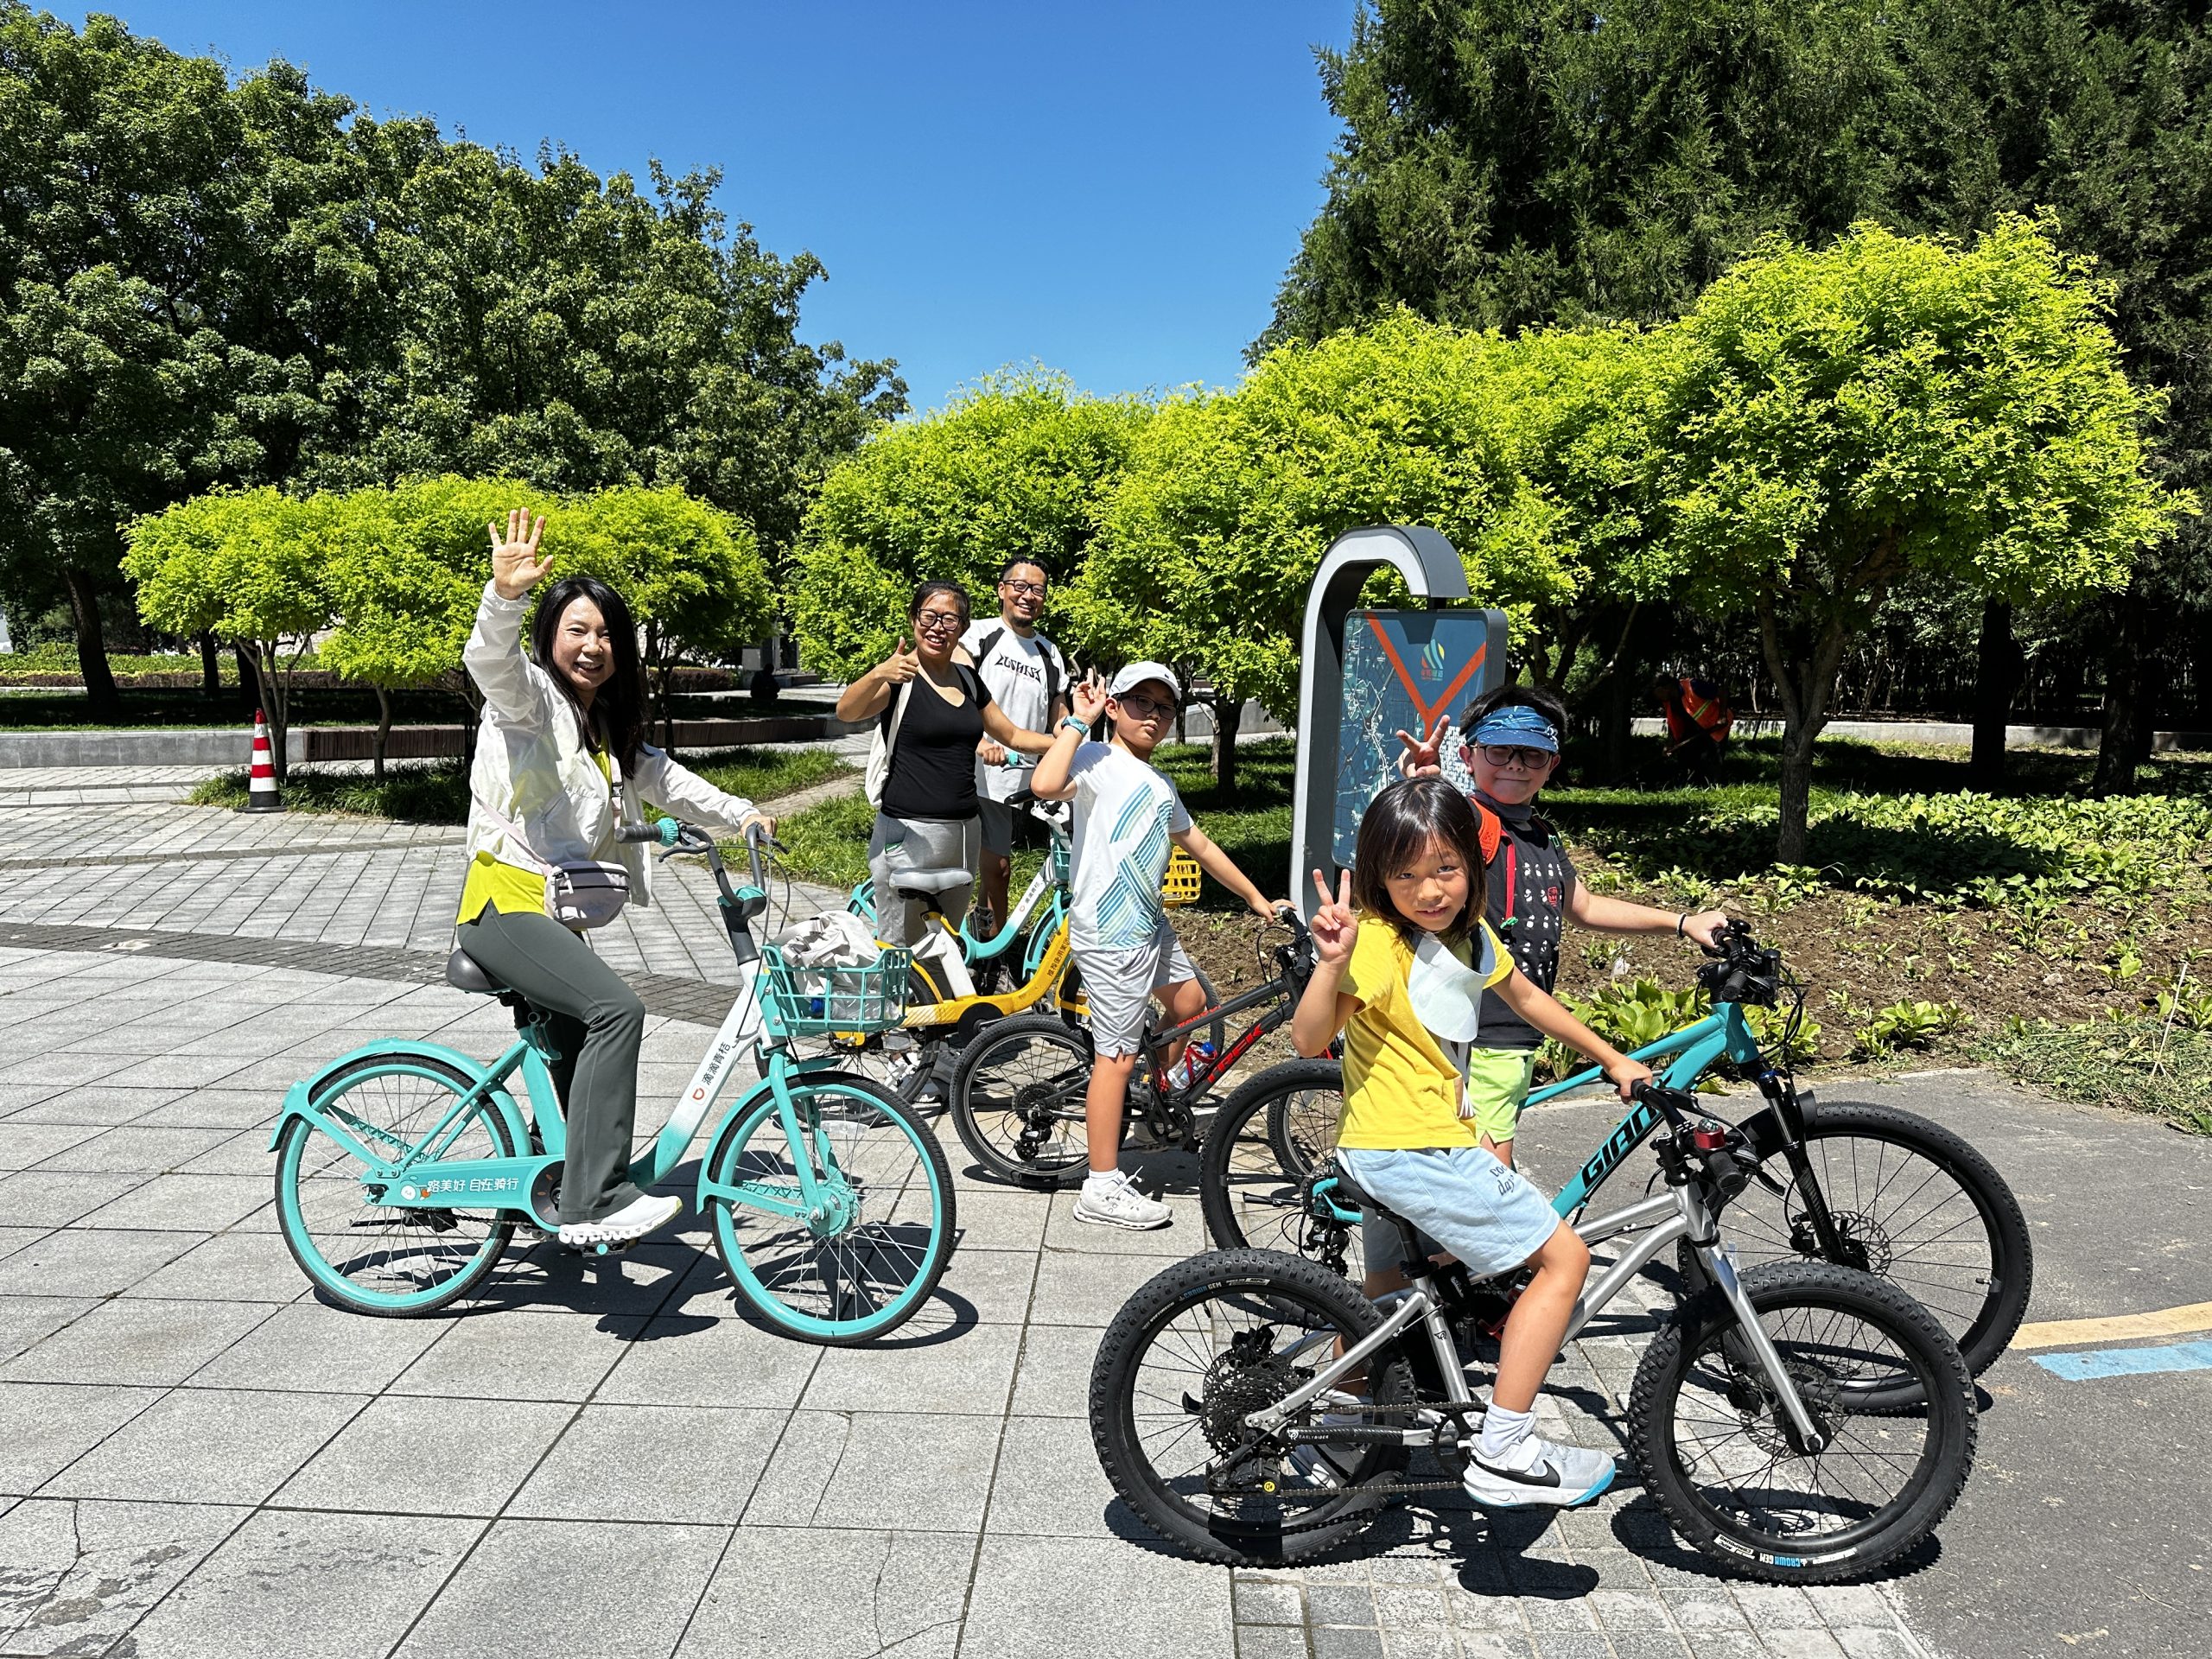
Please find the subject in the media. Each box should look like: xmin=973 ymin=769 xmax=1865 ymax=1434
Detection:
xmin=1199 ymin=921 xmax=2032 ymax=1380
xmin=270 ymin=823 xmax=956 ymax=1344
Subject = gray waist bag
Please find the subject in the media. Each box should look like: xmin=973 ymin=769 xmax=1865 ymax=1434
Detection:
xmin=474 ymin=795 xmax=632 ymax=930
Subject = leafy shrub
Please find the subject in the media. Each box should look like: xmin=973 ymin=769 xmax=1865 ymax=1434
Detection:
xmin=1535 ymin=977 xmax=1820 ymax=1086
xmin=1848 ymin=1000 xmax=1967 ymax=1059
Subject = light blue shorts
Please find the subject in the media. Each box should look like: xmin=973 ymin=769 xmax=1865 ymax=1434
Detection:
xmin=1337 ymin=1144 xmax=1562 ymax=1281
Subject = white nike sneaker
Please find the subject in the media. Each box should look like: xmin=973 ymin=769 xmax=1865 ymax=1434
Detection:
xmin=1460 ymin=1432 xmax=1618 ymax=1510
xmin=558 ymin=1192 xmax=683 ymax=1250
xmin=1071 ymin=1170 xmax=1173 ymax=1230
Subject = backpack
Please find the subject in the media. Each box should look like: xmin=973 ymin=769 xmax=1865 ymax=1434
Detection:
xmin=970 ymin=626 xmax=1064 ymax=718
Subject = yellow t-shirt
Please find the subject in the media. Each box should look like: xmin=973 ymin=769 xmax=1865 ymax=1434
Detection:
xmin=1334 ymin=915 xmax=1514 ymax=1151
xmin=455 ymin=751 xmax=612 ymax=925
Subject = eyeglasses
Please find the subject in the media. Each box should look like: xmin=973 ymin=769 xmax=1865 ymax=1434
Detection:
xmin=1001 ymin=579 xmax=1046 ymax=597
xmin=1116 ymin=692 xmax=1177 ymax=721
xmin=1475 ymin=743 xmax=1554 ymax=770
xmin=914 ymin=609 xmax=966 ymax=635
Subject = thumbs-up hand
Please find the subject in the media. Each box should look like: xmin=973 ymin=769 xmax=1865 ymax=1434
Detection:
xmin=879 ymin=639 xmax=924 ymax=686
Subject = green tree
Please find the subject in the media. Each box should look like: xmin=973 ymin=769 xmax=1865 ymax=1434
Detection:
xmin=0 ymin=8 xmax=386 ymax=710
xmin=1072 ymin=315 xmax=1582 ymax=786
xmin=1655 ymin=219 xmax=2192 ymax=860
xmin=561 ymin=485 xmax=773 ymax=750
xmin=791 ymin=370 xmax=1151 ymax=677
xmin=324 ymin=141 xmax=904 ymax=563
xmin=124 ymin=487 xmax=340 ymax=780
xmin=1264 ymin=0 xmax=1897 ymax=348
xmin=315 ymin=478 xmax=769 ymax=771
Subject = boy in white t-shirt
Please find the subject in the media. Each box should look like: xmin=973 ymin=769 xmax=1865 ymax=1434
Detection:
xmin=1030 ymin=662 xmax=1285 ymax=1229
xmin=957 ymin=558 xmax=1067 ymax=936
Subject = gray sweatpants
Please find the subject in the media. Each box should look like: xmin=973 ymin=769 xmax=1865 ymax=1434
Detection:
xmin=868 ymin=811 xmax=980 ymax=948
xmin=455 ymin=905 xmax=648 ymax=1225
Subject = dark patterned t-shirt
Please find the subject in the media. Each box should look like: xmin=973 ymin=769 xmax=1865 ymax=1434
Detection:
xmin=1473 ymin=792 xmax=1578 ymax=1051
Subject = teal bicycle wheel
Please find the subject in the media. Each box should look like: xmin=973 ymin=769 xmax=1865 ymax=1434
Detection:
xmin=703 ymin=1073 xmax=955 ymax=1344
xmin=274 ymin=1051 xmax=519 ymax=1317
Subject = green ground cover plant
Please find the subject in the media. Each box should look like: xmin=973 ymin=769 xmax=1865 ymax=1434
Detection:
xmin=188 ymin=747 xmax=847 ymax=822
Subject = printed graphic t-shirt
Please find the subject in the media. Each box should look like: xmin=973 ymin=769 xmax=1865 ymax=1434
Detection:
xmin=1065 ymin=741 xmax=1192 ymax=950
xmin=1337 ymin=916 xmax=1514 ymax=1150
xmin=1474 ymin=792 xmax=1579 ymax=1052
xmin=961 ymin=621 xmax=1065 ymax=803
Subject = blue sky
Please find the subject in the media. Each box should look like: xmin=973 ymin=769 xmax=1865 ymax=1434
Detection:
xmin=89 ymin=1 xmax=1356 ymax=413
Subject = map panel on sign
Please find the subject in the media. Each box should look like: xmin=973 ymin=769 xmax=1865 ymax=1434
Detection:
xmin=1333 ymin=610 xmax=1496 ymax=868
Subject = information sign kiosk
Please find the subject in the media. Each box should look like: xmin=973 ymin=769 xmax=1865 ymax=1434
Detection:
xmin=1288 ymin=526 xmax=1509 ymax=917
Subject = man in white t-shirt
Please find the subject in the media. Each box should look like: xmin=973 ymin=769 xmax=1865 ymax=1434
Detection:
xmin=958 ymin=557 xmax=1068 ymax=935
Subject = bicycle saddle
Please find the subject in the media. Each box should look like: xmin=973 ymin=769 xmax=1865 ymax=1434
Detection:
xmin=444 ymin=948 xmax=507 ymax=995
xmin=890 ymin=868 xmax=976 ymax=896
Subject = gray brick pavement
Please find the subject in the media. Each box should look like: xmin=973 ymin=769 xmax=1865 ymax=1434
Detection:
xmin=0 ymin=791 xmax=1951 ymax=1658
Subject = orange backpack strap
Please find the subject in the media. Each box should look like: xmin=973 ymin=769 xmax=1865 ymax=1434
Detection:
xmin=1474 ymin=801 xmax=1503 ymax=867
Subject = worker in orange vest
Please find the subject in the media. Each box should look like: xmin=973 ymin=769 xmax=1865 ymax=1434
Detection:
xmin=1652 ymin=673 xmax=1733 ymax=781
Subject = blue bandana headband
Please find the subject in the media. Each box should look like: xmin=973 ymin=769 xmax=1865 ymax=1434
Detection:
xmin=1470 ymin=704 xmax=1560 ymax=753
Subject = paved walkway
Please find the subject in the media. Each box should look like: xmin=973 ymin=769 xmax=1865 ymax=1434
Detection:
xmin=0 ymin=784 xmax=2204 ymax=1656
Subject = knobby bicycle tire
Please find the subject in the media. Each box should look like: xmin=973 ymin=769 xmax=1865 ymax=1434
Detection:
xmin=1090 ymin=1248 xmax=1414 ymax=1566
xmin=1628 ymin=1261 xmax=1976 ymax=1585
xmin=1198 ymin=1059 xmax=1347 ymax=1255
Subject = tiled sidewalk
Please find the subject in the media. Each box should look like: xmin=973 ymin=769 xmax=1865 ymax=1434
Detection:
xmin=0 ymin=791 xmax=1942 ymax=1658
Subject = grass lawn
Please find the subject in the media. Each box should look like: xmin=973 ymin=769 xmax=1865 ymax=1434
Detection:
xmin=188 ymin=746 xmax=850 ymax=821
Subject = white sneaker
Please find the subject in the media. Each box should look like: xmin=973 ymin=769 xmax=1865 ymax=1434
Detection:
xmin=1460 ymin=1432 xmax=1617 ymax=1510
xmin=558 ymin=1192 xmax=683 ymax=1250
xmin=1072 ymin=1170 xmax=1173 ymax=1230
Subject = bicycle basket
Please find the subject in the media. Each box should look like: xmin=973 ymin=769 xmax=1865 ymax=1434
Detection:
xmin=757 ymin=943 xmax=912 ymax=1038
xmin=1160 ymin=849 xmax=1202 ymax=906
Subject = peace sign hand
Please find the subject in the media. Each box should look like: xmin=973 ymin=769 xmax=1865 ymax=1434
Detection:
xmin=878 ymin=639 xmax=924 ymax=686
xmin=487 ymin=509 xmax=551 ymax=601
xmin=1394 ymin=709 xmax=1452 ymax=779
xmin=1308 ymin=868 xmax=1357 ymax=966
xmin=1069 ymin=672 xmax=1109 ymax=726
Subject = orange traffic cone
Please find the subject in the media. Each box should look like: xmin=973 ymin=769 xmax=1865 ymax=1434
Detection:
xmin=240 ymin=709 xmax=283 ymax=813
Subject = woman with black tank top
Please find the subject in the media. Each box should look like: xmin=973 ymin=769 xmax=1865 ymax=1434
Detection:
xmin=835 ymin=581 xmax=1057 ymax=945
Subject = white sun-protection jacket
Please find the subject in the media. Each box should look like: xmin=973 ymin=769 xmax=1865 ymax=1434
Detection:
xmin=463 ymin=582 xmax=760 ymax=908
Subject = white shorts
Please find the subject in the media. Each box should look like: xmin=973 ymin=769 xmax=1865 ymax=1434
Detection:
xmin=1074 ymin=925 xmax=1198 ymax=1058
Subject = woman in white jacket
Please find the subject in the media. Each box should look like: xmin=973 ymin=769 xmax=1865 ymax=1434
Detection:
xmin=454 ymin=510 xmax=772 ymax=1249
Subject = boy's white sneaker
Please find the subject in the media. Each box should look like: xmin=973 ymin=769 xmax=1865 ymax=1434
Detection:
xmin=558 ymin=1192 xmax=683 ymax=1249
xmin=1460 ymin=1433 xmax=1617 ymax=1510
xmin=1072 ymin=1170 xmax=1173 ymax=1230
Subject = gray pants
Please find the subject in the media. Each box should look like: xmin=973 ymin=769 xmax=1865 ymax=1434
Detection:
xmin=868 ymin=811 xmax=980 ymax=947
xmin=456 ymin=905 xmax=648 ymax=1224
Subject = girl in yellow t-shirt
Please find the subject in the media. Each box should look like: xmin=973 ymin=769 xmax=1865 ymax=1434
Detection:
xmin=1291 ymin=777 xmax=1651 ymax=1511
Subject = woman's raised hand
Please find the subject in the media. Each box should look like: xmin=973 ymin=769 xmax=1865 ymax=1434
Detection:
xmin=487 ymin=509 xmax=551 ymax=601
xmin=1393 ymin=709 xmax=1451 ymax=779
xmin=1308 ymin=868 xmax=1357 ymax=965
xmin=1070 ymin=672 xmax=1109 ymax=726
xmin=878 ymin=639 xmax=923 ymax=686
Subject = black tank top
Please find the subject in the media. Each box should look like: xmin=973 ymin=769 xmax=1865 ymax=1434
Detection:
xmin=882 ymin=666 xmax=992 ymax=822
